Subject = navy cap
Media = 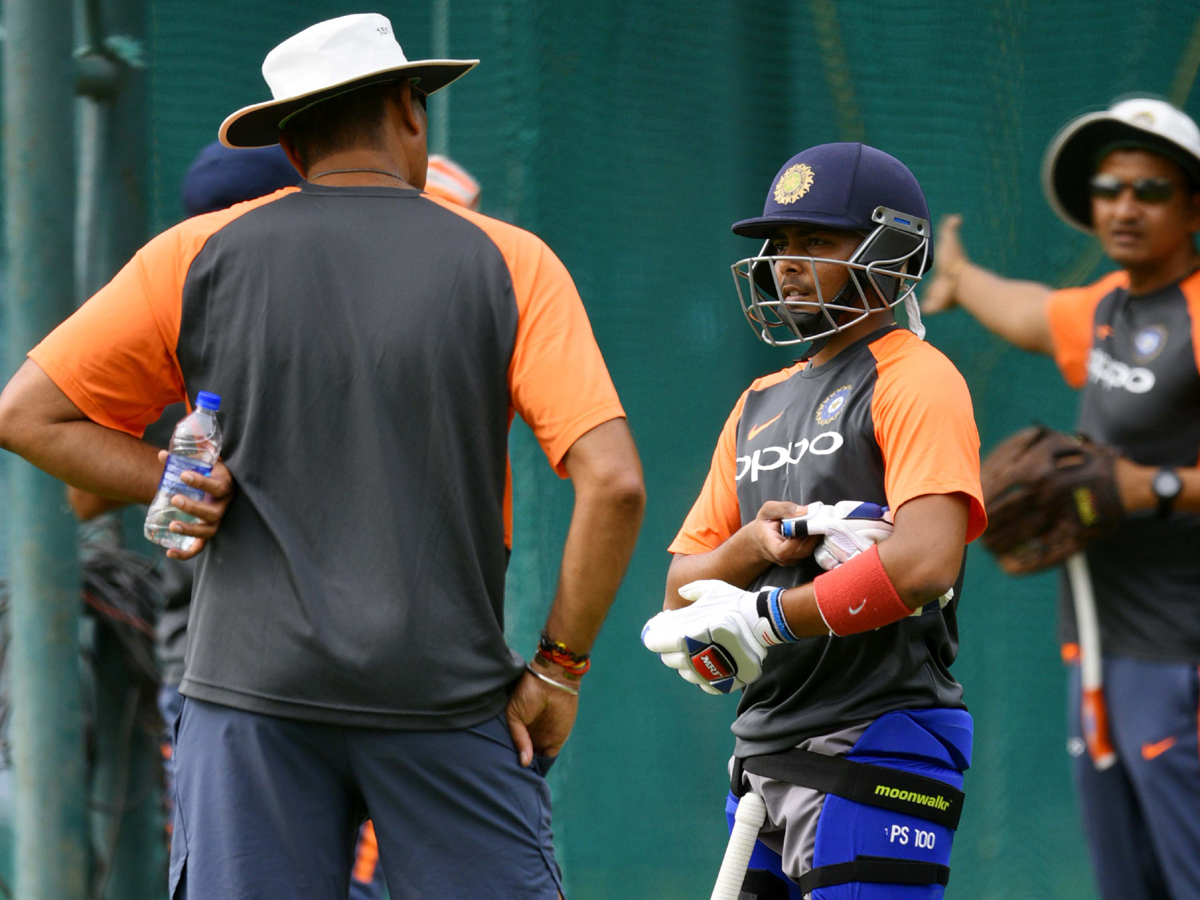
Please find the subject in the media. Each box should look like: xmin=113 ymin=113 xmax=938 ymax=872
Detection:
xmin=733 ymin=142 xmax=931 ymax=243
xmin=182 ymin=141 xmax=301 ymax=217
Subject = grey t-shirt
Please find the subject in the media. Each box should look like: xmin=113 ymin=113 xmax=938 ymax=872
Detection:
xmin=1048 ymin=273 xmax=1200 ymax=663
xmin=31 ymin=183 xmax=625 ymax=728
xmin=671 ymin=326 xmax=985 ymax=755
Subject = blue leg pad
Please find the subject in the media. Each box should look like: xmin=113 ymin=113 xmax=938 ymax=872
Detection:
xmin=811 ymin=709 xmax=973 ymax=900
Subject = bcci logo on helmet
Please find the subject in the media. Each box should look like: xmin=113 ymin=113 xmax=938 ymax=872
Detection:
xmin=773 ymin=163 xmax=815 ymax=204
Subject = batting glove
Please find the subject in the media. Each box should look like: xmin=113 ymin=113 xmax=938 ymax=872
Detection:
xmin=641 ymin=581 xmax=792 ymax=695
xmin=781 ymin=500 xmax=893 ymax=571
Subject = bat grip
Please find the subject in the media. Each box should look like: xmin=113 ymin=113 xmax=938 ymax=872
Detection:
xmin=710 ymin=791 xmax=767 ymax=900
xmin=780 ymin=517 xmax=809 ymax=539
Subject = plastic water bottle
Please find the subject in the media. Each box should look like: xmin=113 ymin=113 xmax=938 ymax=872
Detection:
xmin=144 ymin=392 xmax=223 ymax=552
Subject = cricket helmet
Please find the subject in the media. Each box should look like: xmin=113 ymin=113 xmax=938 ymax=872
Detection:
xmin=731 ymin=142 xmax=932 ymax=347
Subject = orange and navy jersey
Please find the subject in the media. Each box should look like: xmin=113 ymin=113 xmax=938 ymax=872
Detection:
xmin=30 ymin=182 xmax=624 ymax=728
xmin=1046 ymin=271 xmax=1200 ymax=662
xmin=671 ymin=326 xmax=985 ymax=753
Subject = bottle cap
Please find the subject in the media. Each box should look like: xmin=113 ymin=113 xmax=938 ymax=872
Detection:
xmin=196 ymin=391 xmax=222 ymax=411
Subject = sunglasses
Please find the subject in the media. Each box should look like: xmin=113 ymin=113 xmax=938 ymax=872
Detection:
xmin=1089 ymin=174 xmax=1177 ymax=203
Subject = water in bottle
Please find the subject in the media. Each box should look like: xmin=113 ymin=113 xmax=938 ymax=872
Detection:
xmin=145 ymin=391 xmax=223 ymax=552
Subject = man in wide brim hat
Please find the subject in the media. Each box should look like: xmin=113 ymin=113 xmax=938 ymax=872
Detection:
xmin=219 ymin=12 xmax=476 ymax=149
xmin=1042 ymin=95 xmax=1200 ymax=233
xmin=0 ymin=11 xmax=646 ymax=899
xmin=922 ymin=96 xmax=1200 ymax=900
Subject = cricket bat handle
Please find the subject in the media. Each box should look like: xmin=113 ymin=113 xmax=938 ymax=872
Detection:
xmin=1066 ymin=552 xmax=1117 ymax=770
xmin=710 ymin=791 xmax=766 ymax=900
xmin=780 ymin=516 xmax=808 ymax=539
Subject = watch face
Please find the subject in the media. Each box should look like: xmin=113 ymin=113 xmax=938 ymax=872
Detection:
xmin=1153 ymin=470 xmax=1183 ymax=499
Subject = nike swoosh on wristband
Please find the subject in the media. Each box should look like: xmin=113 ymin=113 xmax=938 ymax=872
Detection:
xmin=747 ymin=411 xmax=784 ymax=441
xmin=1141 ymin=736 xmax=1177 ymax=760
xmin=848 ymin=599 xmax=867 ymax=615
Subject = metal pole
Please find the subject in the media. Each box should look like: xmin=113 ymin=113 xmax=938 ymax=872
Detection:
xmin=3 ymin=2 xmax=87 ymax=900
xmin=430 ymin=0 xmax=450 ymax=155
xmin=73 ymin=0 xmax=162 ymax=894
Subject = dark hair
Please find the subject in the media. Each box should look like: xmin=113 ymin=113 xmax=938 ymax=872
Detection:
xmin=282 ymin=79 xmax=404 ymax=171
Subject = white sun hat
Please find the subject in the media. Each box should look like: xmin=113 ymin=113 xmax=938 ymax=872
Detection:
xmin=1042 ymin=96 xmax=1200 ymax=233
xmin=219 ymin=13 xmax=478 ymax=149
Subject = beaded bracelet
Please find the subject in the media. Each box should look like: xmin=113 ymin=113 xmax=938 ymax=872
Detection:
xmin=536 ymin=633 xmax=591 ymax=677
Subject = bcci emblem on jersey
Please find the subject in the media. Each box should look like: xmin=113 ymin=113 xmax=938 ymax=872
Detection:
xmin=816 ymin=384 xmax=853 ymax=425
xmin=1133 ymin=325 xmax=1167 ymax=363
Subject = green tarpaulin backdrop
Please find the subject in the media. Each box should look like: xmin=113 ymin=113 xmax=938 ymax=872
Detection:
xmin=4 ymin=1 xmax=1200 ymax=896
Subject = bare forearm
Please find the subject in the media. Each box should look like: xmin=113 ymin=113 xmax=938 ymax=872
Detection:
xmin=541 ymin=418 xmax=645 ymax=654
xmin=3 ymin=417 xmax=162 ymax=503
xmin=664 ymin=527 xmax=771 ymax=608
xmin=778 ymin=493 xmax=969 ymax=636
xmin=543 ymin=482 xmax=644 ymax=654
xmin=67 ymin=486 xmax=132 ymax=521
xmin=0 ymin=358 xmax=164 ymax=502
xmin=775 ymin=546 xmax=960 ymax=639
xmin=955 ymin=263 xmax=1054 ymax=354
xmin=1118 ymin=459 xmax=1200 ymax=514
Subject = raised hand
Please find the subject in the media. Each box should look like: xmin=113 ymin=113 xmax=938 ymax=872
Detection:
xmin=921 ymin=214 xmax=968 ymax=314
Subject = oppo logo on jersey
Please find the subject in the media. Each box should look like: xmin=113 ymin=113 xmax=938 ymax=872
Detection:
xmin=1087 ymin=347 xmax=1155 ymax=394
xmin=736 ymin=432 xmax=845 ymax=483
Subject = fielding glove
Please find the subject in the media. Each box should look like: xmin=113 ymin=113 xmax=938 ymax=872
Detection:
xmin=641 ymin=580 xmax=790 ymax=695
xmin=781 ymin=500 xmax=894 ymax=570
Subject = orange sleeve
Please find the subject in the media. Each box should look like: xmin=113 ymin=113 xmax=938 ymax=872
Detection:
xmin=1182 ymin=272 xmax=1200 ymax=411
xmin=507 ymin=242 xmax=624 ymax=474
xmin=429 ymin=197 xmax=625 ymax=476
xmin=869 ymin=332 xmax=987 ymax=543
xmin=668 ymin=391 xmax=749 ymax=555
xmin=27 ymin=188 xmax=294 ymax=436
xmin=29 ymin=229 xmax=187 ymax=436
xmin=1045 ymin=270 xmax=1128 ymax=388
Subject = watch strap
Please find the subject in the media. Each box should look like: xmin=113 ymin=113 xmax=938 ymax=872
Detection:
xmin=1154 ymin=467 xmax=1181 ymax=518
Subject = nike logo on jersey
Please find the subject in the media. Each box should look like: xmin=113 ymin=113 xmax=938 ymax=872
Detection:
xmin=1087 ymin=347 xmax=1155 ymax=394
xmin=848 ymin=599 xmax=867 ymax=615
xmin=1141 ymin=736 xmax=1176 ymax=760
xmin=747 ymin=411 xmax=784 ymax=441
xmin=736 ymin=432 xmax=845 ymax=482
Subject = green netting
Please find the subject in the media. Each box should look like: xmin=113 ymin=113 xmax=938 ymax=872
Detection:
xmin=9 ymin=0 xmax=1200 ymax=896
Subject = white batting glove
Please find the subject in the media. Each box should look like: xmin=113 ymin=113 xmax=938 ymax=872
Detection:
xmin=781 ymin=500 xmax=893 ymax=571
xmin=641 ymin=581 xmax=790 ymax=695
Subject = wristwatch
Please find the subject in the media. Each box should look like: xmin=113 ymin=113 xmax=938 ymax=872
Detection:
xmin=1151 ymin=467 xmax=1183 ymax=518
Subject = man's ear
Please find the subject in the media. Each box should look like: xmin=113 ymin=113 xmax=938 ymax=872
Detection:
xmin=278 ymin=133 xmax=306 ymax=179
xmin=396 ymin=80 xmax=426 ymax=138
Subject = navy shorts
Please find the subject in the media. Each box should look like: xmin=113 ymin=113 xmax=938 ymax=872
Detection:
xmin=1068 ymin=657 xmax=1200 ymax=900
xmin=170 ymin=698 xmax=563 ymax=900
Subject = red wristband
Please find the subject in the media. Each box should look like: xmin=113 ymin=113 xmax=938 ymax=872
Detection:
xmin=813 ymin=544 xmax=913 ymax=637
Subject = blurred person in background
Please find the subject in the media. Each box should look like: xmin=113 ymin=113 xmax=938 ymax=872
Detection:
xmin=423 ymin=153 xmax=481 ymax=210
xmin=923 ymin=96 xmax=1200 ymax=900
